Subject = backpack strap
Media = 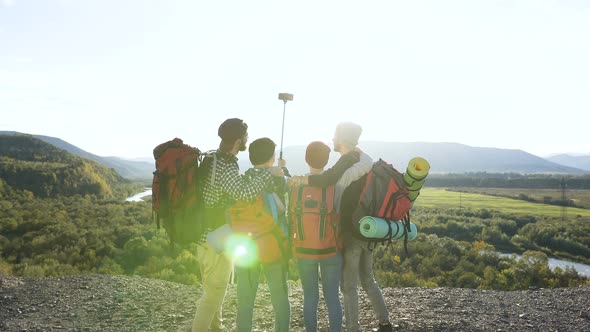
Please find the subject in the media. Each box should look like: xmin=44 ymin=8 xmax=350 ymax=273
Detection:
xmin=265 ymin=192 xmax=279 ymax=223
xmin=319 ymin=187 xmax=327 ymax=240
xmin=402 ymin=212 xmax=411 ymax=255
xmin=383 ymin=219 xmax=395 ymax=249
xmin=382 ymin=188 xmax=402 ymax=219
xmin=201 ymin=152 xmax=218 ymax=232
xmin=372 ymin=171 xmax=379 ymax=215
xmin=295 ymin=185 xmax=304 ymax=241
xmin=404 ymin=170 xmax=427 ymax=183
xmin=367 ymin=240 xmax=377 ymax=252
xmin=210 ymin=153 xmax=218 ymax=187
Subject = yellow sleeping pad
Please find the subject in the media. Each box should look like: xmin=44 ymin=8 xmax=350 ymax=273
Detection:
xmin=404 ymin=157 xmax=430 ymax=204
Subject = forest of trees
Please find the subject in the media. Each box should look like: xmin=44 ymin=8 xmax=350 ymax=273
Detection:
xmin=1 ymin=178 xmax=588 ymax=290
xmin=0 ymin=135 xmax=129 ymax=198
xmin=414 ymin=207 xmax=590 ymax=264
xmin=374 ymin=237 xmax=585 ymax=289
xmin=427 ymin=173 xmax=590 ymax=189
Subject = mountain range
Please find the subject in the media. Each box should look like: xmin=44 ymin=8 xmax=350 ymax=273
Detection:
xmin=0 ymin=134 xmax=124 ymax=197
xmin=1 ymin=132 xmax=588 ymax=179
xmin=241 ymin=141 xmax=588 ymax=175
xmin=546 ymin=154 xmax=590 ymax=172
xmin=0 ymin=131 xmax=153 ymax=180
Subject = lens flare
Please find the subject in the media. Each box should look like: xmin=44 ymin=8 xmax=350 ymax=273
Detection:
xmin=234 ymin=245 xmax=247 ymax=257
xmin=225 ymin=234 xmax=258 ymax=267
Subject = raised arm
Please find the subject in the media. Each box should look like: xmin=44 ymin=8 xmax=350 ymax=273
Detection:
xmin=307 ymin=151 xmax=360 ymax=188
xmin=220 ymin=163 xmax=273 ymax=201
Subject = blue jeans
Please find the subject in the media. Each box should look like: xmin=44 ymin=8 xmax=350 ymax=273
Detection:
xmin=236 ymin=262 xmax=290 ymax=332
xmin=297 ymin=254 xmax=343 ymax=332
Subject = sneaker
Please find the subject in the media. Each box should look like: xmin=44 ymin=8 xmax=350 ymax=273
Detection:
xmin=378 ymin=322 xmax=393 ymax=332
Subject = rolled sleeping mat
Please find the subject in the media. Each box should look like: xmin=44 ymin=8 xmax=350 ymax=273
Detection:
xmin=404 ymin=157 xmax=430 ymax=188
xmin=409 ymin=191 xmax=420 ymax=207
xmin=359 ymin=216 xmax=418 ymax=241
xmin=405 ymin=157 xmax=430 ymax=203
xmin=408 ymin=189 xmax=420 ymax=202
xmin=406 ymin=178 xmax=426 ymax=191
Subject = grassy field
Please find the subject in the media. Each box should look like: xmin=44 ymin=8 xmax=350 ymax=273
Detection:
xmin=443 ymin=187 xmax=590 ymax=209
xmin=417 ymin=188 xmax=590 ymax=218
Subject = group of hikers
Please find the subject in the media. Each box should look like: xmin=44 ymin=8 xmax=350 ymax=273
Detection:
xmin=186 ymin=118 xmax=394 ymax=332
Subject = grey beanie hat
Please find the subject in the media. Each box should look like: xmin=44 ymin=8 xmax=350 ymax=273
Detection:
xmin=335 ymin=122 xmax=362 ymax=147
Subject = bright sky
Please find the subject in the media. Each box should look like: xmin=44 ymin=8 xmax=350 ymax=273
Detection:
xmin=1 ymin=0 xmax=589 ymax=158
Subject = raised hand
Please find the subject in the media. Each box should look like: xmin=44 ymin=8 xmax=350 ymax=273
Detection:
xmin=268 ymin=166 xmax=285 ymax=177
xmin=278 ymin=158 xmax=287 ymax=168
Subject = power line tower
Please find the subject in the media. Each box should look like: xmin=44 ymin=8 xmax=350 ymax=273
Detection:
xmin=561 ymin=177 xmax=567 ymax=221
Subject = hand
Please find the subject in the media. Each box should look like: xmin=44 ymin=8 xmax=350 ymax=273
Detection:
xmin=278 ymin=158 xmax=286 ymax=168
xmin=287 ymin=176 xmax=301 ymax=187
xmin=288 ymin=176 xmax=309 ymax=187
xmin=268 ymin=166 xmax=285 ymax=177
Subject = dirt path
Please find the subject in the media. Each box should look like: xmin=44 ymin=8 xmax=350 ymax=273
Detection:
xmin=1 ymin=274 xmax=589 ymax=331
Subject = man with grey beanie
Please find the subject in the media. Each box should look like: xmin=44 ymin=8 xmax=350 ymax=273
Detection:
xmin=289 ymin=122 xmax=393 ymax=332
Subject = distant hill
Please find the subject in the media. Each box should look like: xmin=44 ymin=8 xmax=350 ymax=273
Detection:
xmin=0 ymin=132 xmax=153 ymax=180
xmin=0 ymin=134 xmax=124 ymax=197
xmin=2 ymin=132 xmax=584 ymax=176
xmin=248 ymin=142 xmax=586 ymax=175
xmin=546 ymin=154 xmax=590 ymax=172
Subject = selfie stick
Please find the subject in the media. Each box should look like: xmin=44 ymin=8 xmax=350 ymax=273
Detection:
xmin=278 ymin=93 xmax=293 ymax=160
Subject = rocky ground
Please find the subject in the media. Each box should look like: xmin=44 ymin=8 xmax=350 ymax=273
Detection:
xmin=1 ymin=274 xmax=589 ymax=332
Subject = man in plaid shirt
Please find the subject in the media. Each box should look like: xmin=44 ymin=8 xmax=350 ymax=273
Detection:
xmin=192 ymin=118 xmax=284 ymax=332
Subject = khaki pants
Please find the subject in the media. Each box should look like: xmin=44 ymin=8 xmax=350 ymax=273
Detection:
xmin=192 ymin=242 xmax=232 ymax=332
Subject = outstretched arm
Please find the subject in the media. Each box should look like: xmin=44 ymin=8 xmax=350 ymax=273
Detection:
xmin=220 ymin=164 xmax=273 ymax=201
xmin=295 ymin=151 xmax=360 ymax=188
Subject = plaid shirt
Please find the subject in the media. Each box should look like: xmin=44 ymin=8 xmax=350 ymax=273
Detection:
xmin=199 ymin=151 xmax=273 ymax=241
xmin=243 ymin=167 xmax=288 ymax=197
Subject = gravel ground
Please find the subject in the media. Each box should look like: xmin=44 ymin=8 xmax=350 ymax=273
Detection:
xmin=1 ymin=274 xmax=590 ymax=332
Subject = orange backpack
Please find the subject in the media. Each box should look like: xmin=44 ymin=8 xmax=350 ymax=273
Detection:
xmin=152 ymin=138 xmax=203 ymax=245
xmin=228 ymin=193 xmax=289 ymax=264
xmin=289 ymin=185 xmax=341 ymax=260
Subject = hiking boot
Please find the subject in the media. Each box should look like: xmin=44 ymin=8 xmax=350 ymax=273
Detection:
xmin=377 ymin=322 xmax=393 ymax=332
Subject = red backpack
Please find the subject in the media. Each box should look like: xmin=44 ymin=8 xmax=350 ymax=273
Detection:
xmin=289 ymin=185 xmax=341 ymax=260
xmin=228 ymin=193 xmax=289 ymax=264
xmin=353 ymin=159 xmax=412 ymax=248
xmin=152 ymin=138 xmax=203 ymax=246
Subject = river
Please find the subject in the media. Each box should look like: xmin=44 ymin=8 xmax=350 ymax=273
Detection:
xmin=125 ymin=188 xmax=152 ymax=202
xmin=123 ymin=188 xmax=590 ymax=277
xmin=497 ymin=252 xmax=590 ymax=277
